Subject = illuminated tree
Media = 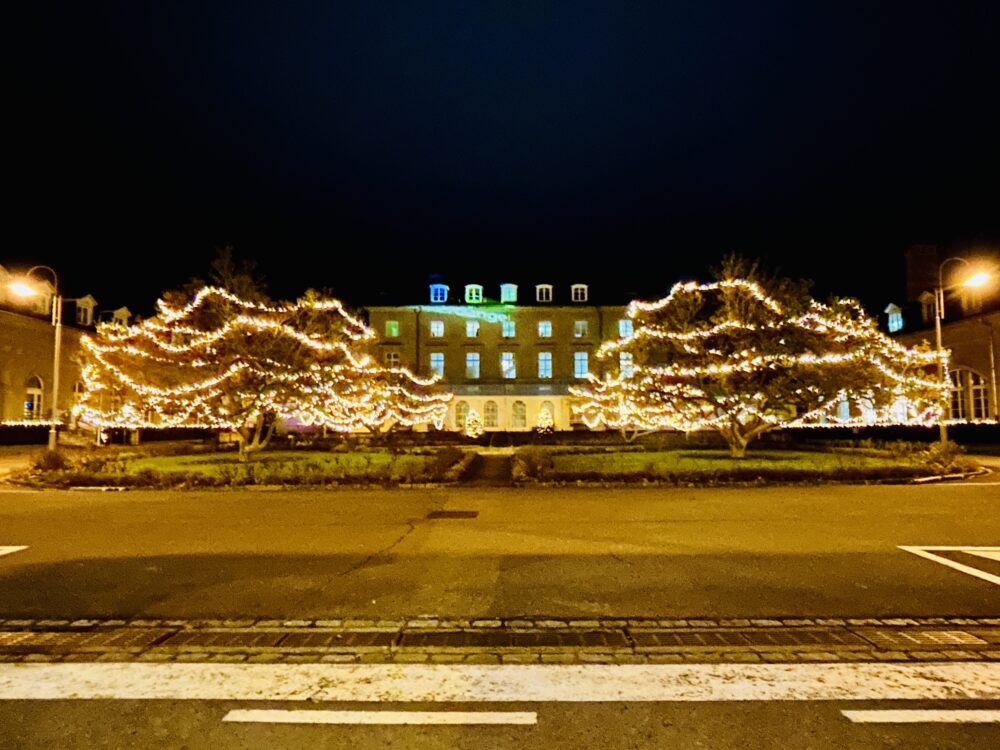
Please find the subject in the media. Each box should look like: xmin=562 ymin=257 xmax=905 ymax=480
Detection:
xmin=464 ymin=407 xmax=484 ymax=439
xmin=572 ymin=259 xmax=946 ymax=457
xmin=73 ymin=287 xmax=450 ymax=458
xmin=534 ymin=405 xmax=554 ymax=435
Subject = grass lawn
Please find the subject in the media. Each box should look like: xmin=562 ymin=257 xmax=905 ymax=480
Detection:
xmin=545 ymin=449 xmax=932 ymax=482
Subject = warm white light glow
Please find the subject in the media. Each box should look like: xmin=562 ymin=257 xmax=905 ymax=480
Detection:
xmin=962 ymin=271 xmax=990 ymax=288
xmin=7 ymin=280 xmax=39 ymax=298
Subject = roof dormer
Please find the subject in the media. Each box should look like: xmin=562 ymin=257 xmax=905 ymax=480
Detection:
xmin=75 ymin=294 xmax=97 ymax=326
xmin=465 ymin=284 xmax=483 ymax=304
xmin=535 ymin=284 xmax=553 ymax=303
xmin=500 ymin=283 xmax=517 ymax=303
xmin=429 ymin=283 xmax=449 ymax=304
xmin=571 ymin=284 xmax=588 ymax=303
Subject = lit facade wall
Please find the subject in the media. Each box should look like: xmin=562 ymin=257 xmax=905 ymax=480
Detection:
xmin=894 ymin=310 xmax=999 ymax=420
xmin=0 ymin=309 xmax=86 ymax=423
xmin=366 ymin=297 xmax=628 ymax=431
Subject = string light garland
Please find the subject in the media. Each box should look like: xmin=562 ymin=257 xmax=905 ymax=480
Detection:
xmin=72 ymin=286 xmax=451 ymax=454
xmin=464 ymin=407 xmax=484 ymax=438
xmin=571 ymin=276 xmax=950 ymax=456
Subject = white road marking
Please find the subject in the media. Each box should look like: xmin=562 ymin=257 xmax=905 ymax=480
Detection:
xmin=223 ymin=709 xmax=537 ymax=725
xmin=0 ymin=663 xmax=997 ymax=702
xmin=0 ymin=546 xmax=27 ymax=558
xmin=967 ymin=549 xmax=1000 ymax=563
xmin=899 ymin=546 xmax=1000 ymax=586
xmin=842 ymin=709 xmax=1000 ymax=723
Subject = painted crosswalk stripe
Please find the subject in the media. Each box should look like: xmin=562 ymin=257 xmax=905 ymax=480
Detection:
xmin=223 ymin=709 xmax=537 ymax=725
xmin=842 ymin=710 xmax=1000 ymax=723
xmin=1 ymin=663 xmax=998 ymax=702
xmin=899 ymin=545 xmax=1000 ymax=586
xmin=0 ymin=546 xmax=27 ymax=558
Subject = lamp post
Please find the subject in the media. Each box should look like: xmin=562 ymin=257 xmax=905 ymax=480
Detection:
xmin=934 ymin=258 xmax=992 ymax=443
xmin=7 ymin=266 xmax=62 ymax=451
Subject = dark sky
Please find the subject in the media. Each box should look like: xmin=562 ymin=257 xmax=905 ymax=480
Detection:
xmin=9 ymin=1 xmax=999 ymax=314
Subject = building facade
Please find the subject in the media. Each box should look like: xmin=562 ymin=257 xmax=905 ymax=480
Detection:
xmin=0 ymin=263 xmax=130 ymax=424
xmin=365 ymin=282 xmax=628 ymax=431
xmin=887 ymin=246 xmax=999 ymax=421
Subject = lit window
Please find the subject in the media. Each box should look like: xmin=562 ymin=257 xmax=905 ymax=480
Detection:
xmin=430 ymin=284 xmax=449 ymax=303
xmin=500 ymin=284 xmax=517 ymax=303
xmin=384 ymin=351 xmax=401 ymax=367
xmin=465 ymin=284 xmax=483 ymax=304
xmin=511 ymin=400 xmax=527 ymax=428
xmin=538 ymin=351 xmax=552 ymax=379
xmin=573 ymin=351 xmax=588 ymax=378
xmin=619 ymin=352 xmax=634 ymax=377
xmin=536 ymin=284 xmax=552 ymax=302
xmin=501 ymin=352 xmax=516 ymax=379
xmin=571 ymin=284 xmax=588 ymax=302
xmin=455 ymin=401 xmax=469 ymax=429
xmin=502 ymin=319 xmax=516 ymax=337
xmin=537 ymin=320 xmax=552 ymax=337
xmin=23 ymin=375 xmax=43 ymax=420
xmin=430 ymin=319 xmax=444 ymax=337
xmin=466 ymin=320 xmax=479 ymax=338
xmin=888 ymin=312 xmax=903 ymax=333
xmin=385 ymin=320 xmax=399 ymax=337
xmin=618 ymin=319 xmax=633 ymax=337
xmin=466 ymin=352 xmax=480 ymax=379
xmin=484 ymin=400 xmax=498 ymax=428
xmin=837 ymin=399 xmax=851 ymax=421
xmin=429 ymin=352 xmax=444 ymax=377
xmin=574 ymin=320 xmax=588 ymax=338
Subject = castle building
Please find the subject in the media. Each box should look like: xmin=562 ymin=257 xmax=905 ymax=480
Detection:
xmin=364 ymin=281 xmax=629 ymax=431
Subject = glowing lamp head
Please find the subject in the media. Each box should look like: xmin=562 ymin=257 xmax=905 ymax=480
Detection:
xmin=962 ymin=271 xmax=990 ymax=288
xmin=7 ymin=280 xmax=40 ymax=298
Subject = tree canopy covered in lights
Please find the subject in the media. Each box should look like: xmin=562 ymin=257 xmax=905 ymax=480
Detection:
xmin=73 ymin=286 xmax=451 ymax=457
xmin=571 ymin=257 xmax=947 ymax=457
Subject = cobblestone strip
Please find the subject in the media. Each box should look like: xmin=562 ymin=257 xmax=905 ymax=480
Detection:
xmin=2 ymin=616 xmax=999 ymax=664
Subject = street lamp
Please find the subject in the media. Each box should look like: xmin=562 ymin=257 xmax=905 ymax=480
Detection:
xmin=7 ymin=266 xmax=63 ymax=451
xmin=934 ymin=258 xmax=992 ymax=443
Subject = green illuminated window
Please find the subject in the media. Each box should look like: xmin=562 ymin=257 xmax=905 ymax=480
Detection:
xmin=385 ymin=320 xmax=399 ymax=337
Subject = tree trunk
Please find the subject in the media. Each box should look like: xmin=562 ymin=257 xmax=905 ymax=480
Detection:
xmin=237 ymin=414 xmax=275 ymax=462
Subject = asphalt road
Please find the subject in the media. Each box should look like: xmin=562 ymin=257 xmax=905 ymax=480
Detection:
xmin=0 ymin=483 xmax=997 ymax=620
xmin=2 ymin=482 xmax=999 ymax=749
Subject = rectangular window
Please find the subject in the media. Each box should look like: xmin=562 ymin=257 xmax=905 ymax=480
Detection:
xmin=574 ymin=320 xmax=588 ymax=338
xmin=501 ymin=352 xmax=516 ymax=379
xmin=573 ymin=351 xmax=589 ymax=378
xmin=619 ymin=352 xmax=634 ymax=377
xmin=384 ymin=351 xmax=401 ymax=368
xmin=429 ymin=319 xmax=444 ymax=337
xmin=618 ymin=319 xmax=632 ymax=337
xmin=465 ymin=352 xmax=480 ymax=379
xmin=385 ymin=320 xmax=400 ymax=337
xmin=537 ymin=320 xmax=552 ymax=338
xmin=429 ymin=352 xmax=444 ymax=377
xmin=537 ymin=351 xmax=552 ymax=379
xmin=466 ymin=320 xmax=480 ymax=338
xmin=502 ymin=319 xmax=516 ymax=337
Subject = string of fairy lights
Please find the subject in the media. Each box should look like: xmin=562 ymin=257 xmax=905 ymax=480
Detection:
xmin=572 ymin=277 xmax=952 ymax=435
xmin=71 ymin=286 xmax=451 ymax=434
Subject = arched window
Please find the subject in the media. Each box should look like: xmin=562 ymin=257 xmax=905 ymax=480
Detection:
xmin=484 ymin=401 xmax=498 ymax=428
xmin=950 ymin=368 xmax=990 ymax=420
xmin=455 ymin=400 xmax=470 ymax=430
xmin=539 ymin=401 xmax=555 ymax=426
xmin=23 ymin=375 xmax=43 ymax=420
xmin=511 ymin=400 xmax=527 ymax=429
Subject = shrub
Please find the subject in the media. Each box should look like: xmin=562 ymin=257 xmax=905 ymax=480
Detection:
xmin=425 ymin=446 xmax=465 ymax=480
xmin=514 ymin=446 xmax=553 ymax=480
xmin=32 ymin=450 xmax=71 ymax=472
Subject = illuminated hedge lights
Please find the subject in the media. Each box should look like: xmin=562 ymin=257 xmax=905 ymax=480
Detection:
xmin=72 ymin=286 xmax=451 ymax=455
xmin=571 ymin=276 xmax=949 ymax=456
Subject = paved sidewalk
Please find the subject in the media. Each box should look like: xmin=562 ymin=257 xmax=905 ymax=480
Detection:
xmin=3 ymin=615 xmax=999 ymax=665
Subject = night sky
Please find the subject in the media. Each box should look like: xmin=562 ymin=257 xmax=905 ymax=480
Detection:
xmin=9 ymin=1 xmax=999 ymax=314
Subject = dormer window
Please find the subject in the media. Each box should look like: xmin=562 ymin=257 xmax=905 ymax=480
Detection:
xmin=884 ymin=303 xmax=904 ymax=333
xmin=429 ymin=284 xmax=449 ymax=304
xmin=571 ymin=284 xmax=588 ymax=302
xmin=536 ymin=284 xmax=553 ymax=303
xmin=500 ymin=283 xmax=517 ymax=303
xmin=465 ymin=284 xmax=483 ymax=304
